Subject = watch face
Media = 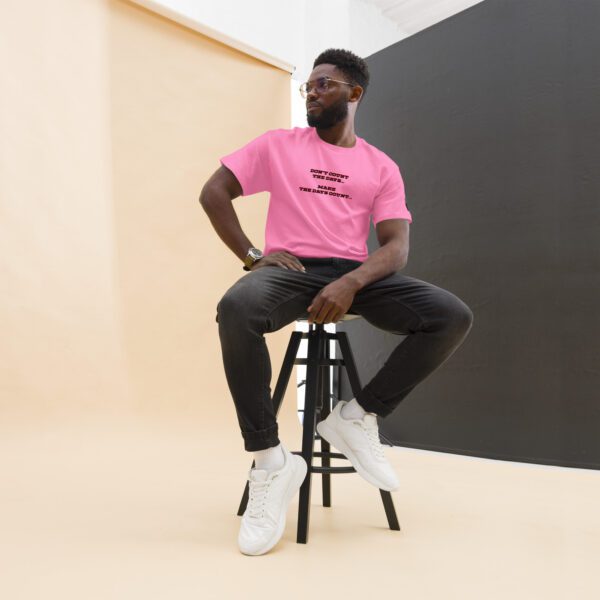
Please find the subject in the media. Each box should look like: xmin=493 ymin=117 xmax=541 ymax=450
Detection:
xmin=249 ymin=248 xmax=263 ymax=259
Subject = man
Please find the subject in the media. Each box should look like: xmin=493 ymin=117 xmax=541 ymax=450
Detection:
xmin=199 ymin=48 xmax=474 ymax=556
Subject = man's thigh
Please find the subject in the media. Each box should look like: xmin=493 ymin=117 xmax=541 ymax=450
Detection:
xmin=350 ymin=272 xmax=472 ymax=334
xmin=216 ymin=266 xmax=335 ymax=330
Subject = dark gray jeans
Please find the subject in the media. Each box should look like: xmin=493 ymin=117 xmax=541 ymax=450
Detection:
xmin=216 ymin=257 xmax=474 ymax=452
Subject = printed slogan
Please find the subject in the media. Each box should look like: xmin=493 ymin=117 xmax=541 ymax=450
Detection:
xmin=298 ymin=168 xmax=352 ymax=199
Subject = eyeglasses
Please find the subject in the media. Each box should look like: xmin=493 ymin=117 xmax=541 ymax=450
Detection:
xmin=299 ymin=76 xmax=355 ymax=98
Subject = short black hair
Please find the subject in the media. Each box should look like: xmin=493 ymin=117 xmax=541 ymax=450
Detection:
xmin=312 ymin=48 xmax=370 ymax=107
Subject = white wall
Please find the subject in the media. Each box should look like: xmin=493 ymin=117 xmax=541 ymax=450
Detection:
xmin=132 ymin=3 xmax=403 ymax=74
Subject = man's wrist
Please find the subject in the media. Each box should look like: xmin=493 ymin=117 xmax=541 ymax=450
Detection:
xmin=243 ymin=257 xmax=263 ymax=271
xmin=243 ymin=247 xmax=264 ymax=270
xmin=340 ymin=271 xmax=365 ymax=292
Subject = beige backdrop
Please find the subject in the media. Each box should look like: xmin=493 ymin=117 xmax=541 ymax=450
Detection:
xmin=1 ymin=0 xmax=299 ymax=447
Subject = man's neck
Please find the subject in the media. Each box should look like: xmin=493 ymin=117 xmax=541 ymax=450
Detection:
xmin=315 ymin=126 xmax=357 ymax=148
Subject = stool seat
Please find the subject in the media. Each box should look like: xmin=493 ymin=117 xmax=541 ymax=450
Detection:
xmin=236 ymin=310 xmax=400 ymax=544
xmin=296 ymin=313 xmax=362 ymax=323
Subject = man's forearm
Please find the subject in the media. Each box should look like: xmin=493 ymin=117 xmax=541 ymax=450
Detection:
xmin=340 ymin=241 xmax=407 ymax=292
xmin=199 ymin=187 xmax=254 ymax=263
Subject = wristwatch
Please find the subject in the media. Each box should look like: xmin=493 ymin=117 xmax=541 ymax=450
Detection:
xmin=243 ymin=247 xmax=264 ymax=271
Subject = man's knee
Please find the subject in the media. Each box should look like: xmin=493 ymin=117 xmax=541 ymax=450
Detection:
xmin=449 ymin=297 xmax=474 ymax=336
xmin=434 ymin=292 xmax=474 ymax=335
xmin=216 ymin=291 xmax=242 ymax=325
xmin=215 ymin=284 xmax=263 ymax=326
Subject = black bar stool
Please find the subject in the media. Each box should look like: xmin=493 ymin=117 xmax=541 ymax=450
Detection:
xmin=236 ymin=313 xmax=401 ymax=544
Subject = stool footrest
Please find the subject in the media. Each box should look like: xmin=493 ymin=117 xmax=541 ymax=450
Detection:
xmin=311 ymin=466 xmax=357 ymax=474
xmin=292 ymin=450 xmax=347 ymax=460
xmin=291 ymin=450 xmax=357 ymax=474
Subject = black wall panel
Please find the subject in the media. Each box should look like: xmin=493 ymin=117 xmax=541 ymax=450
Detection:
xmin=338 ymin=0 xmax=600 ymax=469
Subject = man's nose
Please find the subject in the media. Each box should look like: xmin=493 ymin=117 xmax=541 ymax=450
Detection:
xmin=307 ymin=88 xmax=320 ymax=102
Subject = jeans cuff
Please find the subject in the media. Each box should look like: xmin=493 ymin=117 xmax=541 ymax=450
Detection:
xmin=355 ymin=389 xmax=392 ymax=418
xmin=241 ymin=423 xmax=280 ymax=452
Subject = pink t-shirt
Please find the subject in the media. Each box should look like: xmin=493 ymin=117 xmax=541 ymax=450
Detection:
xmin=219 ymin=126 xmax=412 ymax=262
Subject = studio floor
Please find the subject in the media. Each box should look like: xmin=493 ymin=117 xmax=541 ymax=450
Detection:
xmin=1 ymin=409 xmax=599 ymax=600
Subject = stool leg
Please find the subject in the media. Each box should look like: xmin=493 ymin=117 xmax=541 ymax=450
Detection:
xmin=296 ymin=325 xmax=322 ymax=543
xmin=336 ymin=330 xmax=401 ymax=532
xmin=320 ymin=332 xmax=332 ymax=507
xmin=236 ymin=331 xmax=303 ymax=517
xmin=272 ymin=331 xmax=304 ymax=417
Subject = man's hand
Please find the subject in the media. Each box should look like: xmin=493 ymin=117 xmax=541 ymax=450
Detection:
xmin=307 ymin=278 xmax=359 ymax=324
xmin=250 ymin=251 xmax=306 ymax=272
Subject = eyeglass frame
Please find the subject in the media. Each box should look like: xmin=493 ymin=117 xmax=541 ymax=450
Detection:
xmin=299 ymin=76 xmax=357 ymax=98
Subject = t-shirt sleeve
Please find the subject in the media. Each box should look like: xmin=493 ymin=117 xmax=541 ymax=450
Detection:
xmin=219 ymin=130 xmax=271 ymax=196
xmin=372 ymin=161 xmax=412 ymax=225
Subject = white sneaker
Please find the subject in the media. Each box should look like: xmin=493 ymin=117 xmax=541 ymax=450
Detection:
xmin=316 ymin=400 xmax=399 ymax=492
xmin=238 ymin=444 xmax=308 ymax=556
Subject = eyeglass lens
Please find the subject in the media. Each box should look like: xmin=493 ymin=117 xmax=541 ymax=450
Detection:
xmin=301 ymin=77 xmax=328 ymax=96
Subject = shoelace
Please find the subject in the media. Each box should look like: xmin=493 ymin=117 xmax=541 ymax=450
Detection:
xmin=356 ymin=421 xmax=386 ymax=461
xmin=247 ymin=475 xmax=277 ymax=519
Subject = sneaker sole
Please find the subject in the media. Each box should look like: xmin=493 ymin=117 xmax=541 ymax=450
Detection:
xmin=240 ymin=454 xmax=308 ymax=556
xmin=316 ymin=420 xmax=398 ymax=492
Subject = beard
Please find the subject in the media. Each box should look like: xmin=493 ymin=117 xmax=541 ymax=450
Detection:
xmin=306 ymin=97 xmax=349 ymax=129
